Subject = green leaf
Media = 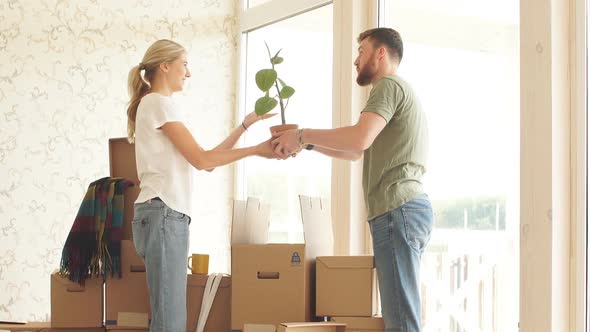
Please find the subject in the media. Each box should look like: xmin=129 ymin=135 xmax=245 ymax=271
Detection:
xmin=255 ymin=96 xmax=278 ymax=115
xmin=277 ymin=78 xmax=287 ymax=88
xmin=255 ymin=69 xmax=277 ymax=92
xmin=279 ymin=86 xmax=295 ymax=99
xmin=273 ymin=49 xmax=282 ymax=58
xmin=271 ymin=56 xmax=284 ymax=65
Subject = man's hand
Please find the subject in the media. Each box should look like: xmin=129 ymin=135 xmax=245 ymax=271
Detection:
xmin=271 ymin=129 xmax=300 ymax=159
xmin=255 ymin=138 xmax=283 ymax=159
xmin=243 ymin=111 xmax=277 ymax=129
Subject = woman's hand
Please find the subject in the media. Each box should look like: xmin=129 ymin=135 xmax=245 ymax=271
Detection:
xmin=255 ymin=138 xmax=282 ymax=159
xmin=243 ymin=112 xmax=276 ymax=129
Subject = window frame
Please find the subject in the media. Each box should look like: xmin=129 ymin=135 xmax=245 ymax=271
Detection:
xmin=573 ymin=0 xmax=588 ymax=330
xmin=236 ymin=0 xmax=588 ymax=329
xmin=236 ymin=0 xmax=374 ymax=254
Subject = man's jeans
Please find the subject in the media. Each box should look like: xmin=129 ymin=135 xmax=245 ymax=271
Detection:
xmin=369 ymin=193 xmax=433 ymax=332
xmin=132 ymin=199 xmax=190 ymax=332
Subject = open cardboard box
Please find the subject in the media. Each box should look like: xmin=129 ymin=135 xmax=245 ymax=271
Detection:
xmin=186 ymin=274 xmax=231 ymax=332
xmin=230 ymin=196 xmax=334 ymax=332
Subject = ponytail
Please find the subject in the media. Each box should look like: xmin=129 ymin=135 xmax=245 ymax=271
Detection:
xmin=126 ymin=39 xmax=186 ymax=143
xmin=126 ymin=65 xmax=150 ymax=143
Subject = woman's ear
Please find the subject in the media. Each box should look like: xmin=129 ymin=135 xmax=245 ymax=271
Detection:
xmin=159 ymin=62 xmax=169 ymax=73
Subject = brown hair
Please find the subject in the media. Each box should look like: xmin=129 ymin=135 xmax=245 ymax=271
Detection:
xmin=126 ymin=39 xmax=186 ymax=143
xmin=357 ymin=28 xmax=403 ymax=62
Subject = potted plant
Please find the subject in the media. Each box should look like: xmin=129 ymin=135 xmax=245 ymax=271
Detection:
xmin=253 ymin=42 xmax=297 ymax=133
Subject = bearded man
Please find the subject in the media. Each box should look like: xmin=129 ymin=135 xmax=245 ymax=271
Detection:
xmin=273 ymin=27 xmax=433 ymax=332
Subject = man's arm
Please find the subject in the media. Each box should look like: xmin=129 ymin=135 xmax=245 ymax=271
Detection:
xmin=310 ymin=145 xmax=363 ymax=161
xmin=272 ymin=112 xmax=386 ymax=158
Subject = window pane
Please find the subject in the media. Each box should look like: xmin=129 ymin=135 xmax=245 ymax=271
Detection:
xmin=381 ymin=0 xmax=519 ymax=331
xmin=242 ymin=5 xmax=333 ymax=242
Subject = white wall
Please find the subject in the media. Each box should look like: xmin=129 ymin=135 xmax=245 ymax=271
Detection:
xmin=0 ymin=0 xmax=238 ymax=322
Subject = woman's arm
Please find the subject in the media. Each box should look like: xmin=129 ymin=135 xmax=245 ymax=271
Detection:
xmin=212 ymin=112 xmax=276 ymax=151
xmin=161 ymin=121 xmax=274 ymax=170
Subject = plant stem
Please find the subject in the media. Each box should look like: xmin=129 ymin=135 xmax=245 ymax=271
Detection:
xmin=274 ymin=81 xmax=286 ymax=124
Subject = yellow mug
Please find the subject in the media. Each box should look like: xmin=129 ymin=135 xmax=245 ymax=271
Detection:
xmin=187 ymin=253 xmax=209 ymax=275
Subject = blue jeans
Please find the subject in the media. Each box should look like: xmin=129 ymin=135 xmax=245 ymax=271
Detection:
xmin=132 ymin=199 xmax=190 ymax=332
xmin=369 ymin=193 xmax=433 ymax=332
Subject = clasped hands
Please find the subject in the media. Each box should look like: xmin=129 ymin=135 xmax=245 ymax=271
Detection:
xmin=270 ymin=128 xmax=302 ymax=159
xmin=245 ymin=112 xmax=306 ymax=160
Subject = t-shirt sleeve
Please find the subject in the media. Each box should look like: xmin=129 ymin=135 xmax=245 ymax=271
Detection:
xmin=361 ymin=79 xmax=402 ymax=123
xmin=146 ymin=97 xmax=183 ymax=129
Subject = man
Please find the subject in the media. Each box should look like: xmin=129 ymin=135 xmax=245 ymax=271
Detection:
xmin=272 ymin=28 xmax=433 ymax=332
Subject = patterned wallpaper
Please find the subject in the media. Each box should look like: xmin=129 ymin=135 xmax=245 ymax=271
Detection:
xmin=0 ymin=0 xmax=238 ymax=322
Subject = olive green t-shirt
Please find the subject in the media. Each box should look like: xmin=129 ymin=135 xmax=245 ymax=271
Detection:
xmin=362 ymin=75 xmax=428 ymax=220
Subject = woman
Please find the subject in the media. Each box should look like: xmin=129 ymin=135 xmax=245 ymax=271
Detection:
xmin=126 ymin=39 xmax=275 ymax=331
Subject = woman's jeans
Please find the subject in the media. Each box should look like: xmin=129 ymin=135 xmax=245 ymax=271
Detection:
xmin=369 ymin=193 xmax=433 ymax=332
xmin=132 ymin=199 xmax=190 ymax=332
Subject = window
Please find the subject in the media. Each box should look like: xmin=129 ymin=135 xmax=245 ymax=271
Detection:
xmin=380 ymin=0 xmax=520 ymax=330
xmin=239 ymin=2 xmax=333 ymax=242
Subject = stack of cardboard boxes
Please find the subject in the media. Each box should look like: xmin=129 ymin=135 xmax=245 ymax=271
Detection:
xmin=47 ymin=138 xmax=232 ymax=332
xmin=45 ymin=138 xmax=384 ymax=332
xmin=230 ymin=196 xmax=336 ymax=332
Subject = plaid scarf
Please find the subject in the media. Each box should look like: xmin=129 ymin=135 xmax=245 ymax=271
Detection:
xmin=60 ymin=177 xmax=133 ymax=283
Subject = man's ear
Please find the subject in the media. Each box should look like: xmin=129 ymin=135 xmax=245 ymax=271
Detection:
xmin=377 ymin=47 xmax=387 ymax=60
xmin=159 ymin=62 xmax=169 ymax=73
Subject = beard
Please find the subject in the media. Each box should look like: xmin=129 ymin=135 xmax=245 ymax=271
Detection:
xmin=356 ymin=62 xmax=377 ymax=86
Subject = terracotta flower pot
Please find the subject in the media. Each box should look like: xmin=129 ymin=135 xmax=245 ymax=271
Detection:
xmin=269 ymin=124 xmax=298 ymax=135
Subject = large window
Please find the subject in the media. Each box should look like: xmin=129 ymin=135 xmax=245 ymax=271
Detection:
xmin=380 ymin=0 xmax=520 ymax=330
xmin=239 ymin=2 xmax=333 ymax=242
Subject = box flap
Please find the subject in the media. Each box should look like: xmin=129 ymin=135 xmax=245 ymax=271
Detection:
xmin=331 ymin=317 xmax=384 ymax=329
xmin=232 ymin=197 xmax=270 ymax=244
xmin=109 ymin=138 xmax=139 ymax=184
xmin=316 ymin=256 xmax=374 ymax=269
xmin=299 ymin=196 xmax=333 ymax=259
xmin=187 ymin=273 xmax=231 ymax=288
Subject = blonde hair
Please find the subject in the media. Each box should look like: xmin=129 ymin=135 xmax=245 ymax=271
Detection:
xmin=126 ymin=39 xmax=186 ymax=143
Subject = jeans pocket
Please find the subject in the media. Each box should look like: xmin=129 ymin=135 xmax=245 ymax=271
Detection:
xmin=132 ymin=216 xmax=149 ymax=259
xmin=369 ymin=212 xmax=391 ymax=249
xmin=401 ymin=208 xmax=433 ymax=253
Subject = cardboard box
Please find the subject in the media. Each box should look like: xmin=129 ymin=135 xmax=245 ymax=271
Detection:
xmin=243 ymin=324 xmax=276 ymax=332
xmin=231 ymin=196 xmax=333 ymax=331
xmin=50 ymin=273 xmax=103 ymax=328
xmin=0 ymin=321 xmax=105 ymax=332
xmin=232 ymin=243 xmax=306 ymax=330
xmin=186 ymin=274 xmax=231 ymax=332
xmin=277 ymin=322 xmax=346 ymax=332
xmin=105 ymin=240 xmax=150 ymax=327
xmin=108 ymin=138 xmax=140 ymax=241
xmin=331 ymin=317 xmax=384 ymax=332
xmin=316 ymin=256 xmax=375 ymax=317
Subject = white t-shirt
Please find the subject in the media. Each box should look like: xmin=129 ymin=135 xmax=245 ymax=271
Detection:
xmin=134 ymin=93 xmax=193 ymax=217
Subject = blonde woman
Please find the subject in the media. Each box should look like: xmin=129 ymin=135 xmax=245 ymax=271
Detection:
xmin=126 ymin=39 xmax=275 ymax=331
